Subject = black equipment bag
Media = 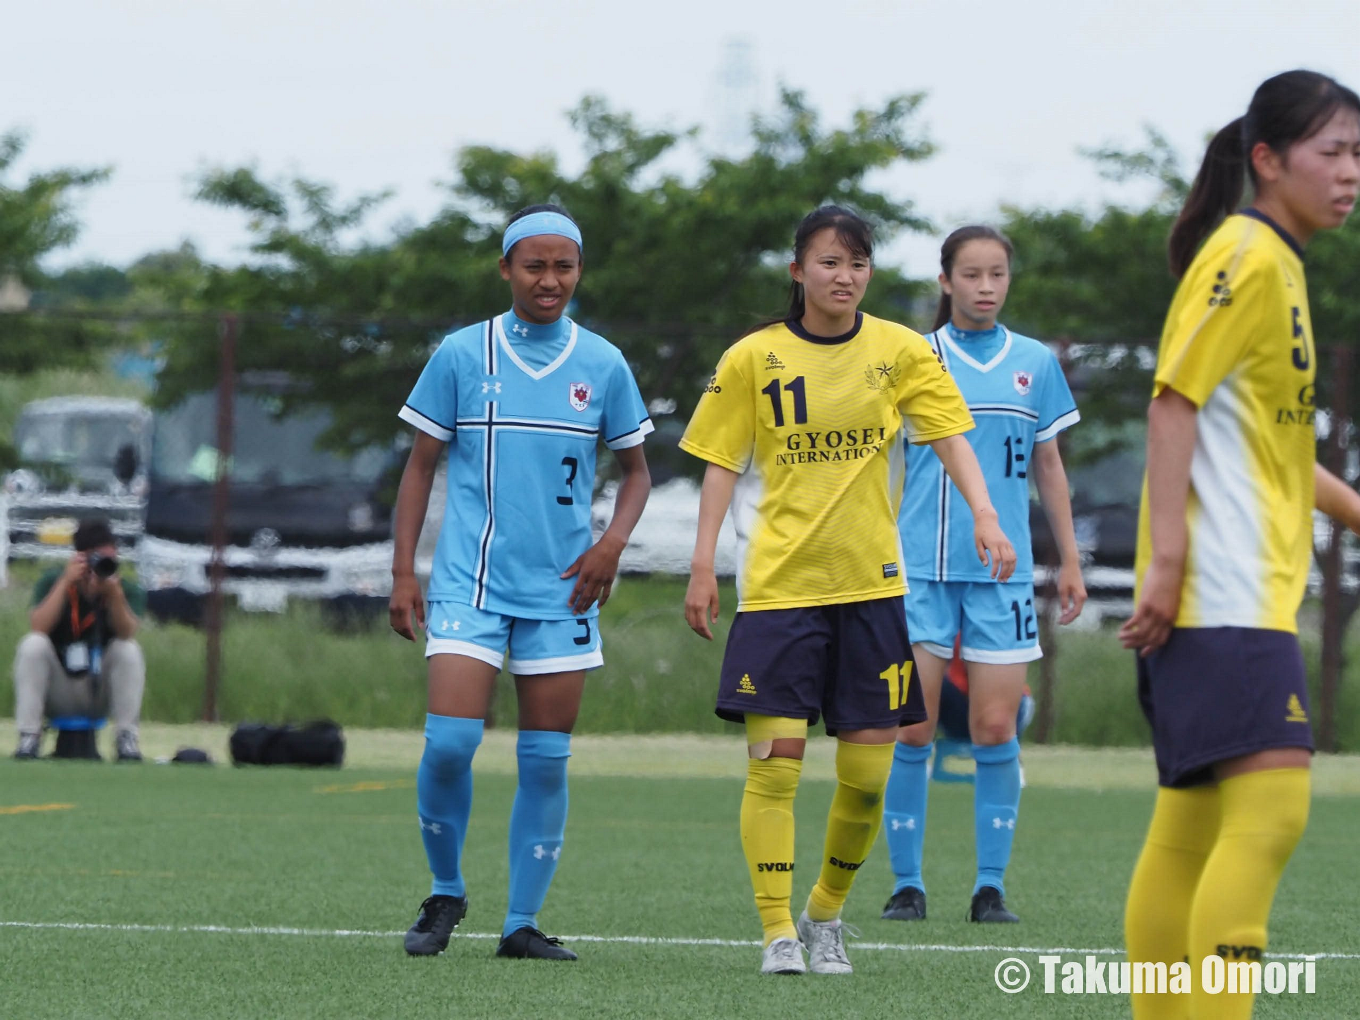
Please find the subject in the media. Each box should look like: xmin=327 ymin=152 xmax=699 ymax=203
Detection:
xmin=229 ymin=720 xmax=345 ymax=767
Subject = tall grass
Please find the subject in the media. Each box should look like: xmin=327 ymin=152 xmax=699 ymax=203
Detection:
xmin=3 ymin=568 xmax=1359 ymax=749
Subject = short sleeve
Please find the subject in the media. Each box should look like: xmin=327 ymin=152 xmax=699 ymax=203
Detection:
xmin=31 ymin=568 xmax=59 ymax=607
xmin=601 ymin=352 xmax=655 ymax=450
xmin=398 ymin=334 xmax=459 ymax=441
xmin=1035 ymin=351 xmax=1080 ymax=443
xmin=893 ymin=333 xmax=975 ymax=444
xmin=679 ymin=346 xmax=756 ymax=472
xmin=1154 ymin=246 xmax=1264 ymax=407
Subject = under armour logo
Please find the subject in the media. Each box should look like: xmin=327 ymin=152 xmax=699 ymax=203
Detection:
xmin=890 ymin=818 xmax=917 ymax=832
xmin=438 ymin=620 xmax=461 ymax=633
xmin=419 ymin=818 xmax=442 ymax=835
xmin=482 ymin=380 xmax=502 ymax=394
xmin=533 ymin=844 xmax=562 ymax=861
xmin=992 ymin=817 xmax=1015 ymax=830
xmin=512 ymin=323 xmax=529 ymax=337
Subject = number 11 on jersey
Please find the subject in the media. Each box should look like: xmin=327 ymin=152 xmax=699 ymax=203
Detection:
xmin=880 ymin=661 xmax=914 ymax=711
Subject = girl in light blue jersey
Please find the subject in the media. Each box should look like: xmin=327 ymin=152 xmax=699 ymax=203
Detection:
xmin=881 ymin=226 xmax=1086 ymax=924
xmin=389 ymin=203 xmax=653 ymax=962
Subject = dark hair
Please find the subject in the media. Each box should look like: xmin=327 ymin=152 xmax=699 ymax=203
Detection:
xmin=932 ymin=225 xmax=1014 ymax=331
xmin=1169 ymin=69 xmax=1360 ymax=277
xmin=73 ymin=518 xmax=115 ymax=552
xmin=503 ymin=203 xmax=578 ymax=262
xmin=746 ymin=205 xmax=873 ymax=335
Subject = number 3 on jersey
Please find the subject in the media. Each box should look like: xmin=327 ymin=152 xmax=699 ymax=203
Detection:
xmin=880 ymin=661 xmax=914 ymax=711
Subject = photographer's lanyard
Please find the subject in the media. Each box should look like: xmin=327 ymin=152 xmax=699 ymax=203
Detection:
xmin=68 ymin=585 xmax=96 ymax=640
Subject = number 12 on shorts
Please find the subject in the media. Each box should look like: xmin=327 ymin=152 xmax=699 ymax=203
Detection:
xmin=880 ymin=661 xmax=914 ymax=711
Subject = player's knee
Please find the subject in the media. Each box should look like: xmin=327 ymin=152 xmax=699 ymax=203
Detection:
xmin=834 ymin=740 xmax=894 ymax=795
xmin=744 ymin=755 xmax=802 ymax=799
xmin=516 ymin=730 xmax=571 ymax=794
xmin=421 ymin=715 xmax=484 ymax=778
xmin=899 ymin=719 xmax=936 ymax=747
xmin=1234 ymin=786 xmax=1310 ymax=866
xmin=970 ymin=715 xmax=1017 ymax=747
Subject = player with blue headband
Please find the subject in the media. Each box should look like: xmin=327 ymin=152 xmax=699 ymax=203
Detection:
xmin=391 ymin=202 xmax=654 ymax=962
xmin=501 ymin=209 xmax=583 ymax=258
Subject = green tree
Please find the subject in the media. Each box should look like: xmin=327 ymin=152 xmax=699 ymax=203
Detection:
xmin=0 ymin=130 xmax=112 ymax=377
xmin=142 ymin=91 xmax=939 ymax=473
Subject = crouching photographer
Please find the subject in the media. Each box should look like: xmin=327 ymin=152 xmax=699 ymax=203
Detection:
xmin=13 ymin=518 xmax=147 ymax=761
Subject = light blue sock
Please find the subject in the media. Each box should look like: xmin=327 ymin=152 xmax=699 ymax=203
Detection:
xmin=883 ymin=741 xmax=932 ymax=895
xmin=972 ymin=738 xmax=1021 ymax=897
xmin=416 ymin=714 xmax=483 ymax=898
xmin=503 ymin=730 xmax=572 ymax=938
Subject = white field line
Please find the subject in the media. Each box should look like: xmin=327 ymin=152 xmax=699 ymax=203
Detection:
xmin=1 ymin=920 xmax=1357 ymax=961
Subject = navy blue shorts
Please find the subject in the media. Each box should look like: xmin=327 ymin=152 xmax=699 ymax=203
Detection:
xmin=716 ymin=597 xmax=923 ymax=735
xmin=1137 ymin=627 xmax=1314 ymax=788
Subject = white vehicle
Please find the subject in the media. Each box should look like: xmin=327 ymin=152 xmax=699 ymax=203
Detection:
xmin=3 ymin=396 xmax=151 ymax=561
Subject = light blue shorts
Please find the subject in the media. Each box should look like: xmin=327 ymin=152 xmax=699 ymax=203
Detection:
xmin=425 ymin=602 xmax=603 ymax=675
xmin=903 ymin=580 xmax=1043 ymax=665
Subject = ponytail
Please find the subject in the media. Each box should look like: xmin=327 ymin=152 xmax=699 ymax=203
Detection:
xmin=1168 ymin=70 xmax=1360 ymax=277
xmin=932 ymin=294 xmax=952 ymax=333
xmin=1167 ymin=118 xmax=1246 ymax=278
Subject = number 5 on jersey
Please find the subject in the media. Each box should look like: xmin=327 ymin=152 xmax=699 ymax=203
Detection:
xmin=880 ymin=661 xmax=914 ymax=711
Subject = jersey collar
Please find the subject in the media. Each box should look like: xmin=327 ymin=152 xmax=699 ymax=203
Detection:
xmin=1239 ymin=208 xmax=1306 ymax=262
xmin=785 ymin=311 xmax=862 ymax=345
xmin=495 ymin=314 xmax=578 ymax=381
xmin=936 ymin=324 xmax=1012 ymax=373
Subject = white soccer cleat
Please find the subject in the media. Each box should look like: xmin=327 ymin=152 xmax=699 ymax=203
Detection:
xmin=761 ymin=937 xmax=807 ymax=975
xmin=796 ymin=911 xmax=853 ymax=975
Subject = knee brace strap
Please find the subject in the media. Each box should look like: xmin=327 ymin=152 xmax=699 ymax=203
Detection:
xmin=745 ymin=714 xmax=808 ymax=759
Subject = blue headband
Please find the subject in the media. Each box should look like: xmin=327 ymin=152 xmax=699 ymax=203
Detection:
xmin=502 ymin=211 xmax=583 ymax=257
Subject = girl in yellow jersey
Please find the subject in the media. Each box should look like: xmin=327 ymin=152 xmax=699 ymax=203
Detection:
xmin=1121 ymin=70 xmax=1360 ymax=1020
xmin=681 ymin=205 xmax=1016 ymax=975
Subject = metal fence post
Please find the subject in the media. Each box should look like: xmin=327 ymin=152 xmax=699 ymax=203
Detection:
xmin=203 ymin=314 xmax=237 ymax=723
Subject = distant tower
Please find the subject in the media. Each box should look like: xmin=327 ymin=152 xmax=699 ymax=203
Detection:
xmin=713 ymin=36 xmax=759 ymax=155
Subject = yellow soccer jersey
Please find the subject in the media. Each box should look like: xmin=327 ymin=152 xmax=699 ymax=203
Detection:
xmin=1135 ymin=211 xmax=1316 ymax=632
xmin=681 ymin=312 xmax=974 ymax=611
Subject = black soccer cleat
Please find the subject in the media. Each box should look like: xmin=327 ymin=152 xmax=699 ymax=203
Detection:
xmin=881 ymin=886 xmax=927 ymax=921
xmin=968 ymin=886 xmax=1019 ymax=923
xmin=404 ymin=894 xmax=468 ymax=956
xmin=495 ymin=926 xmax=578 ymax=961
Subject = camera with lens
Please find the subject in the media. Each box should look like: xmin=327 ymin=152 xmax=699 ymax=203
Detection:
xmin=88 ymin=552 xmax=120 ymax=579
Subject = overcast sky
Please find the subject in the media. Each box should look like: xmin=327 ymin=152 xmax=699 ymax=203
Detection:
xmin=8 ymin=0 xmax=1359 ymax=278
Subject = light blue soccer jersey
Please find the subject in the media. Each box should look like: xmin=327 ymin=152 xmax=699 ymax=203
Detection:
xmin=400 ymin=310 xmax=653 ymax=620
xmin=900 ymin=323 xmax=1079 ymax=583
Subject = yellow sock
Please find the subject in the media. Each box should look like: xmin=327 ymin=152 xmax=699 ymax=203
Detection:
xmin=1189 ymin=768 xmax=1309 ymax=1020
xmin=742 ymin=756 xmax=803 ymax=945
xmin=1125 ymin=786 xmax=1221 ymax=1020
xmin=806 ymin=740 xmax=894 ymax=922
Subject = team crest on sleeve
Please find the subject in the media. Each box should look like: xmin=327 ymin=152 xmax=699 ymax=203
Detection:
xmin=569 ymin=381 xmax=593 ymax=412
xmin=1012 ymin=371 xmax=1032 ymax=396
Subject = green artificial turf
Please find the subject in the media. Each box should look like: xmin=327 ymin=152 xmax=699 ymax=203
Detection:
xmin=2 ymin=750 xmax=1356 ymax=1019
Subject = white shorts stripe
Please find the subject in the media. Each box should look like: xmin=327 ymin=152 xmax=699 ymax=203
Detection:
xmin=424 ymin=638 xmax=503 ymax=668
xmin=959 ymin=643 xmax=1043 ymax=665
xmin=506 ymin=649 xmax=605 ymax=674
